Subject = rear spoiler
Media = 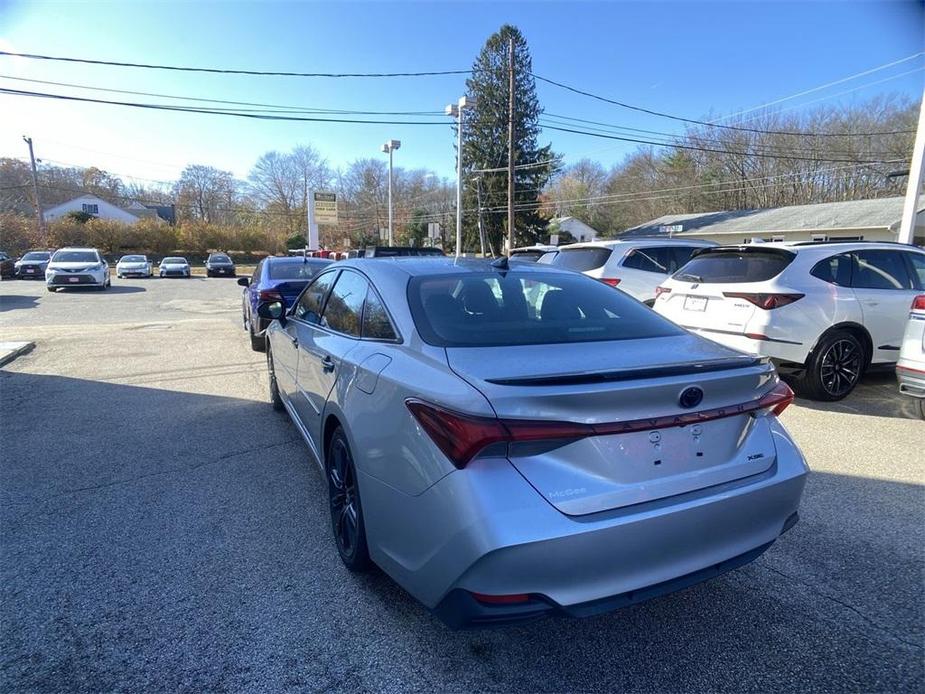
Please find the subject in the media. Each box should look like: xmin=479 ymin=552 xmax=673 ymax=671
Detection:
xmin=690 ymin=246 xmax=796 ymax=259
xmin=485 ymin=356 xmax=765 ymax=387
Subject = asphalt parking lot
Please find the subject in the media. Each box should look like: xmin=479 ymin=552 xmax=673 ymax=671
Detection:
xmin=1 ymin=276 xmax=922 ymax=693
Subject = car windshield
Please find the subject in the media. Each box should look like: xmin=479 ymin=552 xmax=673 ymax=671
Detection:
xmin=408 ymin=271 xmax=682 ymax=347
xmin=551 ymin=247 xmax=613 ymax=272
xmin=536 ymin=251 xmax=558 ymax=264
xmin=121 ymin=255 xmax=146 ymax=262
xmin=674 ymin=249 xmax=795 ymax=283
xmin=210 ymin=255 xmax=231 ymax=263
xmin=163 ymin=258 xmax=186 ymax=264
xmin=22 ymin=252 xmax=51 ymax=261
xmin=268 ymin=259 xmax=332 ymax=280
xmin=52 ymin=251 xmax=98 ymax=263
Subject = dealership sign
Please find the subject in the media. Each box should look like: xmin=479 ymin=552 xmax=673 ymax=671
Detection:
xmin=313 ymin=192 xmax=338 ymax=225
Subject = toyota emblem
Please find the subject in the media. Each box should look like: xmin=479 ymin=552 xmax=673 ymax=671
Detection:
xmin=679 ymin=386 xmax=704 ymax=409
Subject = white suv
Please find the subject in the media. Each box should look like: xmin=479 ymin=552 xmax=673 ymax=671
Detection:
xmin=46 ymin=247 xmax=111 ymax=292
xmin=547 ymin=239 xmax=716 ymax=304
xmin=655 ymin=241 xmax=925 ymax=400
xmin=897 ymin=294 xmax=925 ymax=418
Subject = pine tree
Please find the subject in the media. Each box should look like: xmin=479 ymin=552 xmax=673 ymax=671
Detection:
xmin=461 ymin=25 xmax=559 ymax=253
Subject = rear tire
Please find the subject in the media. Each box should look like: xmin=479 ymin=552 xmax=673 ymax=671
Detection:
xmin=918 ymin=399 xmax=925 ymax=420
xmin=266 ymin=345 xmax=284 ymax=412
xmin=795 ymin=330 xmax=864 ymax=401
xmin=249 ymin=320 xmax=266 ymax=352
xmin=326 ymin=427 xmax=371 ymax=572
xmin=46 ymin=286 xmax=55 ymax=293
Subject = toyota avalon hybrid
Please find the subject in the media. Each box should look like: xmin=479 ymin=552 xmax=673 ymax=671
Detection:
xmin=256 ymin=258 xmax=808 ymax=628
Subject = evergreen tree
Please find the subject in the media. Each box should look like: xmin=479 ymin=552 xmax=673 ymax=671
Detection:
xmin=461 ymin=25 xmax=559 ymax=253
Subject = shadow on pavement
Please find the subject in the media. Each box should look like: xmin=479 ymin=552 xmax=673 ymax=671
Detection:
xmin=788 ymin=369 xmax=921 ymax=420
xmin=0 ymin=294 xmax=39 ymax=312
xmin=0 ymin=371 xmax=921 ymax=692
xmin=50 ymin=285 xmax=146 ymax=294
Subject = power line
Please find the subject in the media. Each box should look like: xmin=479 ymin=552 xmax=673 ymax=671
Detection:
xmin=0 ymin=49 xmax=470 ymax=78
xmin=531 ymin=64 xmax=923 ymax=138
xmin=0 ymin=87 xmax=450 ymax=125
xmin=0 ymin=74 xmax=446 ymax=116
xmin=711 ymin=52 xmax=925 ymax=122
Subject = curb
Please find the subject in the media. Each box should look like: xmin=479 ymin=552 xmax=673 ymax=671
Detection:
xmin=0 ymin=342 xmax=35 ymax=368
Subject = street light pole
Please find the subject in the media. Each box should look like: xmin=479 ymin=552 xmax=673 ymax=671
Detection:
xmin=22 ymin=135 xmax=45 ymax=241
xmin=380 ymin=139 xmax=401 ymax=246
xmin=445 ymin=96 xmax=476 ymax=258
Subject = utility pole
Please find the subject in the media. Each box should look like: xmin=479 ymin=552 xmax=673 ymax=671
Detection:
xmin=898 ymin=89 xmax=925 ymax=245
xmin=23 ymin=136 xmax=45 ymax=241
xmin=506 ymin=37 xmax=515 ymax=255
xmin=475 ymin=176 xmax=487 ymax=256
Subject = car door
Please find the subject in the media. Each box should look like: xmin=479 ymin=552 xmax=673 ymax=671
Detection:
xmin=850 ymin=249 xmax=918 ymax=364
xmin=292 ymin=269 xmax=367 ymax=452
xmin=619 ymin=246 xmax=672 ymax=302
xmin=279 ymin=270 xmax=339 ymax=413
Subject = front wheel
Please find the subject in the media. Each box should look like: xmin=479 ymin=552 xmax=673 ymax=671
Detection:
xmin=796 ymin=330 xmax=864 ymax=401
xmin=249 ymin=320 xmax=266 ymax=352
xmin=326 ymin=428 xmax=371 ymax=572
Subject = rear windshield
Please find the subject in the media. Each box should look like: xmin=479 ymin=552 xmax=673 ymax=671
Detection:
xmin=22 ymin=252 xmax=51 ymax=261
xmin=551 ymin=247 xmax=612 ymax=272
xmin=52 ymin=251 xmax=98 ymax=263
xmin=408 ymin=271 xmax=682 ymax=347
xmin=510 ymin=250 xmax=543 ymax=262
xmin=268 ymin=259 xmax=331 ymax=280
xmin=673 ymin=249 xmax=795 ymax=284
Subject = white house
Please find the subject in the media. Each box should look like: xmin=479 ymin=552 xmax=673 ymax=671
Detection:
xmin=619 ymin=197 xmax=925 ymax=246
xmin=43 ymin=194 xmax=173 ymax=225
xmin=553 ymin=216 xmax=599 ymax=243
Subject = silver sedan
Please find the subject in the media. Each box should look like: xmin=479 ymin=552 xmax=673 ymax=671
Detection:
xmin=258 ymin=257 xmax=808 ymax=628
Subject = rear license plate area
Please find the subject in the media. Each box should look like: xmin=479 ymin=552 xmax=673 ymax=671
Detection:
xmin=683 ymin=295 xmax=708 ymax=311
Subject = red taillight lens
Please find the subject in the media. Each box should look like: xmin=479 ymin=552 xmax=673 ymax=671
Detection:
xmin=405 ymin=400 xmax=508 ymax=469
xmin=912 ymin=295 xmax=925 ymax=311
xmin=600 ymin=278 xmax=621 ymax=288
xmin=756 ymin=381 xmax=795 ymax=416
xmin=655 ymin=286 xmax=672 ymax=298
xmin=258 ymin=289 xmax=284 ymax=302
xmin=723 ymin=292 xmax=804 ymax=309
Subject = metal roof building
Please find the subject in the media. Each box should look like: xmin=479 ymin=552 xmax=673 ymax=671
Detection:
xmin=619 ymin=196 xmax=925 ymax=246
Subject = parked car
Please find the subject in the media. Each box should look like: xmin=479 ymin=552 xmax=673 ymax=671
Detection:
xmin=14 ymin=250 xmax=52 ymax=279
xmin=238 ymin=256 xmax=333 ymax=351
xmin=510 ymin=244 xmax=557 ymax=262
xmin=655 ymin=241 xmax=925 ymax=401
xmin=116 ymin=254 xmax=153 ymax=278
xmin=254 ymin=258 xmax=806 ymax=629
xmin=547 ymin=239 xmax=716 ymax=304
xmin=0 ymin=251 xmax=16 ymax=279
xmin=159 ymin=257 xmax=191 ymax=278
xmin=205 ymin=252 xmax=236 ymax=277
xmin=45 ymin=247 xmax=110 ymax=292
xmin=362 ymin=246 xmax=445 ymax=258
xmin=896 ymin=294 xmax=925 ymax=419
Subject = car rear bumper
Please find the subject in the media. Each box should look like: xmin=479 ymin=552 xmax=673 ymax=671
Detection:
xmin=361 ymin=417 xmax=807 ymax=628
xmin=896 ymin=363 xmax=925 ymax=399
xmin=682 ymin=326 xmax=810 ymax=365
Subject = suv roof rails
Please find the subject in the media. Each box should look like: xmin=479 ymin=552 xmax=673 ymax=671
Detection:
xmin=789 ymin=239 xmax=909 ymax=247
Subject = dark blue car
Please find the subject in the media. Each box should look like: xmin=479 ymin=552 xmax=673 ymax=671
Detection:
xmin=238 ymin=256 xmax=333 ymax=351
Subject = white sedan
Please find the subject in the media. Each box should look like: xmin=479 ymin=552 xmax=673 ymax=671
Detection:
xmin=116 ymin=254 xmax=153 ymax=278
xmin=159 ymin=257 xmax=191 ymax=278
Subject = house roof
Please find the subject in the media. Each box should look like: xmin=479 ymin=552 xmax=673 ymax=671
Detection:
xmin=620 ymin=196 xmax=925 ymax=238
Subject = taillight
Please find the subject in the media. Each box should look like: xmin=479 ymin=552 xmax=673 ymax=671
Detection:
xmin=258 ymin=289 xmax=284 ymax=302
xmin=912 ymin=295 xmax=925 ymax=311
xmin=723 ymin=292 xmax=804 ymax=309
xmin=407 ymin=381 xmax=796 ymax=468
xmin=755 ymin=381 xmax=795 ymax=416
xmin=655 ymin=286 xmax=672 ymax=298
xmin=405 ymin=400 xmax=508 ymax=469
xmin=599 ymin=278 xmax=621 ymax=288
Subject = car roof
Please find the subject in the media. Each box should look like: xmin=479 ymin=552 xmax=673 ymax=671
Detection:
xmin=265 ymin=255 xmax=332 ymax=264
xmin=55 ymin=247 xmax=99 ymax=252
xmin=559 ymin=238 xmax=716 ymax=249
xmin=707 ymin=241 xmax=924 ymax=255
xmin=334 ymin=256 xmax=575 ymax=280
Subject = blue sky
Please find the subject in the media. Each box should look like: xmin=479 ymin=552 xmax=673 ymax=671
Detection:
xmin=1 ymin=0 xmax=922 ymax=188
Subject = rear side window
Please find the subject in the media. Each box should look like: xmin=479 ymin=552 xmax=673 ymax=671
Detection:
xmin=322 ymin=271 xmax=368 ymax=336
xmin=552 ymin=247 xmax=612 ymax=272
xmin=674 ymin=250 xmax=794 ymax=284
xmin=622 ymin=247 xmax=672 ymax=274
xmin=902 ymin=252 xmax=925 ymax=290
xmin=294 ymin=270 xmax=338 ymax=323
xmin=268 ymin=260 xmax=330 ymax=280
xmin=851 ymin=250 xmax=913 ymax=290
xmin=362 ymin=287 xmax=397 ymax=340
xmin=408 ymin=271 xmax=682 ymax=347
xmin=811 ymin=253 xmax=853 ymax=286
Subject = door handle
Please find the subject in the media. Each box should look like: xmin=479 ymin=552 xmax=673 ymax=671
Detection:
xmin=321 ymin=355 xmax=335 ymax=373
xmin=286 ymin=333 xmax=298 ymax=348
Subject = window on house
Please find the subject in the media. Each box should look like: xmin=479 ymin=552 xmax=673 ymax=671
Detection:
xmin=81 ymin=203 xmax=99 ymax=215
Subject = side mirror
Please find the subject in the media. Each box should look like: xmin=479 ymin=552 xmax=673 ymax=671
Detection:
xmin=237 ymin=277 xmax=250 ymax=287
xmin=257 ymin=301 xmax=286 ymax=324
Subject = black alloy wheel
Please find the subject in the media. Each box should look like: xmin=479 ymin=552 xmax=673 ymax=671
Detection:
xmin=798 ymin=330 xmax=864 ymax=401
xmin=326 ymin=428 xmax=370 ymax=571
